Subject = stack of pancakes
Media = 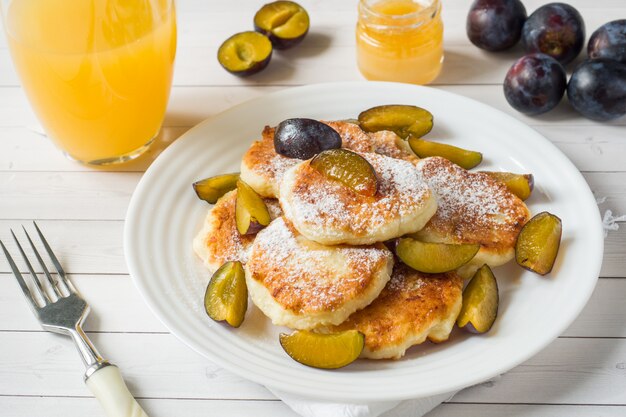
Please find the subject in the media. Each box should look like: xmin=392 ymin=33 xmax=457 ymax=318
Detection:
xmin=194 ymin=121 xmax=530 ymax=359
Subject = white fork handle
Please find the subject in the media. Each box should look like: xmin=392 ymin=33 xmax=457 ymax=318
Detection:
xmin=85 ymin=365 xmax=149 ymax=417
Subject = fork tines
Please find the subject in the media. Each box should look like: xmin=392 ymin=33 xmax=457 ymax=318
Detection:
xmin=1 ymin=222 xmax=74 ymax=309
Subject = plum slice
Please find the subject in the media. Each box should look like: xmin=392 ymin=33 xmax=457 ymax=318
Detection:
xmin=204 ymin=261 xmax=248 ymax=328
xmin=310 ymin=149 xmax=378 ymax=197
xmin=396 ymin=238 xmax=480 ymax=274
xmin=358 ymin=104 xmax=433 ymax=139
xmin=254 ymin=1 xmax=310 ymax=50
xmin=279 ymin=330 xmax=364 ymax=369
xmin=217 ymin=31 xmax=273 ymax=76
xmin=481 ymin=171 xmax=534 ymax=201
xmin=408 ymin=137 xmax=483 ymax=169
xmin=192 ymin=173 xmax=239 ymax=204
xmin=516 ymin=211 xmax=562 ymax=275
xmin=235 ymin=180 xmax=271 ymax=235
xmin=457 ymin=265 xmax=499 ymax=334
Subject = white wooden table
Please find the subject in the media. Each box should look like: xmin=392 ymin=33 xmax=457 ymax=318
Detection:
xmin=1 ymin=1 xmax=625 ymax=416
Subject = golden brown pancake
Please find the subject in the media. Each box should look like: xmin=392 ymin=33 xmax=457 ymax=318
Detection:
xmin=192 ymin=190 xmax=282 ymax=273
xmin=368 ymin=130 xmax=420 ymax=164
xmin=414 ymin=157 xmax=531 ymax=277
xmin=322 ymin=120 xmax=375 ymax=153
xmin=245 ymin=217 xmax=394 ymax=330
xmin=324 ymin=264 xmax=463 ymax=359
xmin=240 ymin=126 xmax=300 ymax=198
xmin=279 ymin=152 xmax=437 ymax=245
xmin=240 ymin=121 xmax=419 ymax=198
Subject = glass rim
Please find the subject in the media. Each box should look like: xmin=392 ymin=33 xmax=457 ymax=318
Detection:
xmin=359 ymin=0 xmax=440 ymax=22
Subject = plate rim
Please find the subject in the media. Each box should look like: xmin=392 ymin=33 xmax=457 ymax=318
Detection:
xmin=124 ymin=81 xmax=604 ymax=401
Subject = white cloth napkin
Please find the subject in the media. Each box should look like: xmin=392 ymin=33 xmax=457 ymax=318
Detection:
xmin=270 ymin=387 xmax=457 ymax=417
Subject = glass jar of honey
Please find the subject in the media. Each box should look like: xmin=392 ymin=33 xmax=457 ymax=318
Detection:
xmin=356 ymin=0 xmax=444 ymax=85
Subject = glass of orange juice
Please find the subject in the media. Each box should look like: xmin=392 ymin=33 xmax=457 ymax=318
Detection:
xmin=1 ymin=0 xmax=177 ymax=165
xmin=356 ymin=0 xmax=443 ymax=85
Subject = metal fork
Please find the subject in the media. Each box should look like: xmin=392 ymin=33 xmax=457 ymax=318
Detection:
xmin=1 ymin=223 xmax=149 ymax=417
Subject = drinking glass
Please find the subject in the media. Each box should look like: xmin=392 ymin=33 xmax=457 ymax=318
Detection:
xmin=1 ymin=0 xmax=177 ymax=165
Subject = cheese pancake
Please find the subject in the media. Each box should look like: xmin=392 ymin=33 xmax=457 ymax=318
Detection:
xmin=240 ymin=126 xmax=300 ymax=198
xmin=245 ymin=217 xmax=394 ymax=330
xmin=414 ymin=157 xmax=531 ymax=277
xmin=240 ymin=122 xmax=419 ymax=198
xmin=368 ymin=130 xmax=420 ymax=164
xmin=323 ymin=264 xmax=463 ymax=359
xmin=279 ymin=152 xmax=437 ymax=245
xmin=321 ymin=120 xmax=376 ymax=153
xmin=193 ymin=190 xmax=282 ymax=273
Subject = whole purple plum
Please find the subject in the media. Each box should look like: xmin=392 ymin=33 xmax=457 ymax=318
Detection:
xmin=567 ymin=59 xmax=626 ymax=121
xmin=522 ymin=3 xmax=585 ymax=65
xmin=503 ymin=53 xmax=567 ymax=115
xmin=588 ymin=20 xmax=626 ymax=64
xmin=467 ymin=0 xmax=527 ymax=51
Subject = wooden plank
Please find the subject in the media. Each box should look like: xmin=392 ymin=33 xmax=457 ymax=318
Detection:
xmin=603 ymin=227 xmax=626 ymax=277
xmin=0 ymin=397 xmax=296 ymax=417
xmin=586 ymin=173 xmax=626 ymax=213
xmin=0 ymin=217 xmax=624 ymax=277
xmin=0 ymin=85 xmax=623 ymax=139
xmin=2 ymin=124 xmax=626 ymax=173
xmin=0 ymin=274 xmax=166 ymax=333
xmin=0 ymin=86 xmax=285 ymax=128
xmin=1 ymin=2 xmax=625 ymax=86
xmin=431 ymin=404 xmax=626 ymax=417
xmin=0 ymin=275 xmax=623 ymax=337
xmin=169 ymin=44 xmax=595 ymax=90
xmin=0 ymin=332 xmax=274 ymax=400
xmin=561 ymin=279 xmax=626 ymax=338
xmin=105 ymin=43 xmax=626 ymax=88
xmin=167 ymin=7 xmax=626 ymax=48
xmin=443 ymin=85 xmax=626 ymax=127
xmin=0 ymin=172 xmax=140 ymax=220
xmin=0 ymin=334 xmax=624 ymax=404
xmin=537 ymin=125 xmax=626 ymax=173
xmin=1 ymin=86 xmax=623 ymax=151
xmin=0 ymin=87 xmax=37 ymax=127
xmin=0 ymin=127 xmax=190 ymax=172
xmin=0 ymin=221 xmax=127 ymax=274
xmin=2 ymin=397 xmax=625 ymax=417
xmin=1 ymin=0 xmax=622 ymax=48
xmin=453 ymin=339 xmax=626 ymax=405
xmin=1 ymin=171 xmax=624 ymax=221
xmin=174 ymin=0 xmax=626 ymax=13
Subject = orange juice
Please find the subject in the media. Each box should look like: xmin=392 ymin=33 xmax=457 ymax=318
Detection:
xmin=356 ymin=0 xmax=443 ymax=85
xmin=4 ymin=0 xmax=177 ymax=164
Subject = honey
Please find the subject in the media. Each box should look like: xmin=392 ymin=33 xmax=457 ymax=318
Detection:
xmin=356 ymin=0 xmax=444 ymax=85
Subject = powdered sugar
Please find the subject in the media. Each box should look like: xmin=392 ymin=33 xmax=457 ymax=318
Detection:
xmin=368 ymin=130 xmax=419 ymax=163
xmin=323 ymin=120 xmax=373 ymax=153
xmin=263 ymin=152 xmax=299 ymax=183
xmin=243 ymin=122 xmax=417 ymax=198
xmin=283 ymin=152 xmax=432 ymax=237
xmin=247 ymin=218 xmax=392 ymax=312
xmin=194 ymin=192 xmax=282 ymax=270
xmin=415 ymin=157 xmax=530 ymax=242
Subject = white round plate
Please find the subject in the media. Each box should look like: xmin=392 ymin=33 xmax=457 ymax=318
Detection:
xmin=125 ymin=82 xmax=603 ymax=401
